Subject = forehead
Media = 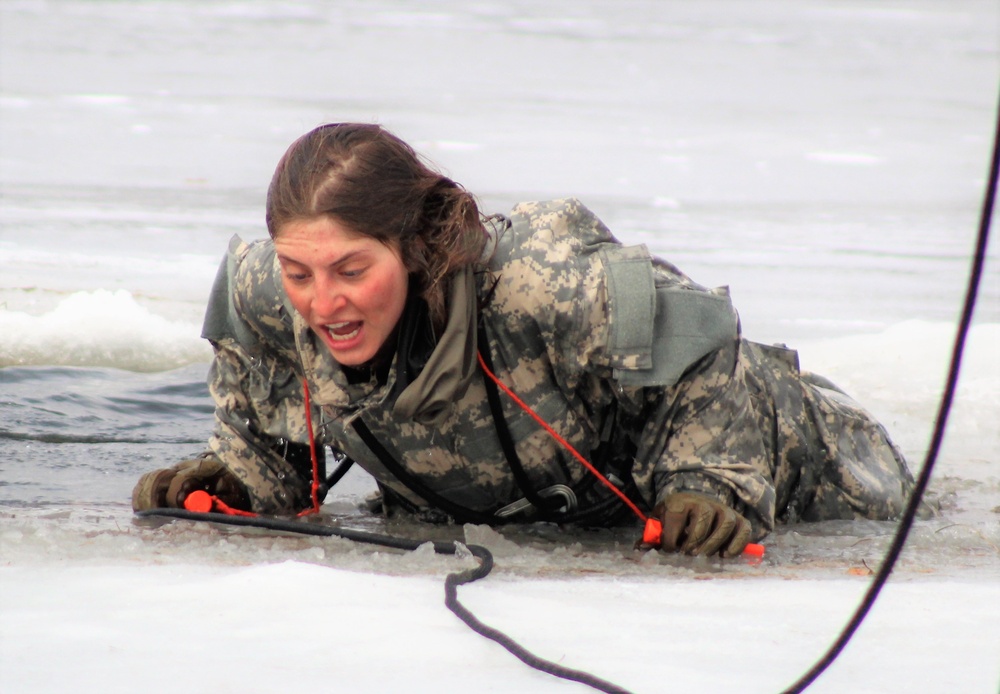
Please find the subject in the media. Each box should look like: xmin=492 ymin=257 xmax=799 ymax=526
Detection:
xmin=276 ymin=216 xmax=364 ymax=243
xmin=274 ymin=217 xmax=399 ymax=262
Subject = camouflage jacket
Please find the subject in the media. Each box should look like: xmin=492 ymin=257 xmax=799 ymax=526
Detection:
xmin=200 ymin=199 xmax=913 ymax=538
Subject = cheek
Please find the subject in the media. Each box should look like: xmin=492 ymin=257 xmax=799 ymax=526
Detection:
xmin=365 ymin=267 xmax=409 ymax=322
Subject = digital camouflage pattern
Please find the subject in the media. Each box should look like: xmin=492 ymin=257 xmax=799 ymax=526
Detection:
xmin=197 ymin=198 xmax=914 ymax=539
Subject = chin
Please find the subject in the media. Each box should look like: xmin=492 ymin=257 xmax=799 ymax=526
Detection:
xmin=332 ymin=352 xmax=371 ymax=367
xmin=329 ymin=338 xmax=386 ymax=368
xmin=325 ymin=344 xmax=371 ymax=367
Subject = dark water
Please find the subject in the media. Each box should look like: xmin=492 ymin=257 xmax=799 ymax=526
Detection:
xmin=0 ymin=364 xmax=214 ymax=506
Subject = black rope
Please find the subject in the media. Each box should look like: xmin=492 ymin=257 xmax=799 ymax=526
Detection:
xmin=323 ymin=451 xmax=355 ymax=489
xmin=444 ymin=546 xmax=633 ymax=694
xmin=477 ymin=324 xmax=563 ymax=515
xmin=351 ymin=417 xmax=498 ymax=524
xmin=136 ymin=508 xmax=633 ymax=694
xmin=781 ymin=91 xmax=1000 ymax=694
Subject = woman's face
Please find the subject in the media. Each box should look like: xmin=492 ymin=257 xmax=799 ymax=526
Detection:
xmin=274 ymin=216 xmax=409 ymax=367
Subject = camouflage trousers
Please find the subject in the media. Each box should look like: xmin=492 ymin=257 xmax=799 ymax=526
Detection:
xmin=743 ymin=341 xmax=915 ymax=524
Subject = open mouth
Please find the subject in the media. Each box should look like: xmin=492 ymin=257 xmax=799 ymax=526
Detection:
xmin=325 ymin=321 xmax=362 ymax=342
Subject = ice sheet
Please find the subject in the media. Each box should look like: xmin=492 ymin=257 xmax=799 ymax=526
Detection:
xmin=2 ymin=1 xmax=998 ymax=692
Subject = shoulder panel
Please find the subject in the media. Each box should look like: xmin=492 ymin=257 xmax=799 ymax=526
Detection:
xmin=201 ymin=235 xmax=296 ymax=354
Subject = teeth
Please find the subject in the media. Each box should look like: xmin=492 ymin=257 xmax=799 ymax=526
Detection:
xmin=325 ymin=322 xmax=361 ymax=341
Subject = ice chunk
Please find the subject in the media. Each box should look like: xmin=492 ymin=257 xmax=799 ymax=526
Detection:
xmin=463 ymin=524 xmax=522 ymax=558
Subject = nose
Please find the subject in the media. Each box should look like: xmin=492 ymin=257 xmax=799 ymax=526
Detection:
xmin=310 ymin=275 xmax=348 ymax=318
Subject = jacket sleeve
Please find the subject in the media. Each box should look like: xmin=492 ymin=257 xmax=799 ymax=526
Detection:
xmin=199 ymin=236 xmax=324 ymax=514
xmin=582 ymin=228 xmax=776 ymax=536
xmin=634 ymin=338 xmax=777 ymax=539
xmin=499 ymin=200 xmax=775 ymax=536
xmin=578 ymin=249 xmax=776 ymax=536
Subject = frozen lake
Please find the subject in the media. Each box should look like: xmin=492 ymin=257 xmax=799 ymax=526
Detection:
xmin=1 ymin=1 xmax=998 ymax=692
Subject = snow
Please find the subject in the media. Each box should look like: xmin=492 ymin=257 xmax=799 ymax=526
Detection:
xmin=2 ymin=559 xmax=997 ymax=693
xmin=0 ymin=290 xmax=210 ymax=371
xmin=2 ymin=500 xmax=998 ymax=693
xmin=1 ymin=0 xmax=998 ymax=692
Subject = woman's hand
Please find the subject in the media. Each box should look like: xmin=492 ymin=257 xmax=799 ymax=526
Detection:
xmin=655 ymin=492 xmax=751 ymax=558
xmin=132 ymin=456 xmax=250 ymax=512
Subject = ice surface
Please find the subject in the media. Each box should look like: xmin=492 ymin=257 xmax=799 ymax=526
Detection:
xmin=6 ymin=560 xmax=996 ymax=693
xmin=1 ymin=1 xmax=998 ymax=692
xmin=1 ymin=553 xmax=998 ymax=693
xmin=0 ymin=289 xmax=211 ymax=370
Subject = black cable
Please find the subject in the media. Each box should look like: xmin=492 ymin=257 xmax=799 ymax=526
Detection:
xmin=477 ymin=324 xmax=563 ymax=515
xmin=137 ymin=508 xmax=633 ymax=694
xmin=781 ymin=92 xmax=1000 ymax=694
xmin=136 ymin=94 xmax=998 ymax=694
xmin=324 ymin=452 xmax=355 ymax=489
xmin=351 ymin=417 xmax=498 ymax=524
xmin=444 ymin=546 xmax=634 ymax=694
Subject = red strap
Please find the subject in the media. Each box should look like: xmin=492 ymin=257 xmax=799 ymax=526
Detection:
xmin=476 ymin=352 xmax=660 ymax=544
xmin=297 ymin=378 xmax=322 ymax=517
xmin=181 ymin=378 xmax=324 ymax=520
xmin=476 ymin=352 xmax=768 ymax=558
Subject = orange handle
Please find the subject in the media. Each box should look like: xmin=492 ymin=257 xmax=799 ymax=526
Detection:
xmin=182 ymin=489 xmax=257 ymax=517
xmin=183 ymin=490 xmax=214 ymax=513
xmin=642 ymin=518 xmax=663 ymax=545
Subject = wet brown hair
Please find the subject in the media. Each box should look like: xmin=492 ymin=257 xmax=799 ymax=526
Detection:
xmin=266 ymin=123 xmax=486 ymax=330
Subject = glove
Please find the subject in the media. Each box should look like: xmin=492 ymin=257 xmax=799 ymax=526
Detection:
xmin=132 ymin=456 xmax=250 ymax=512
xmin=654 ymin=492 xmax=752 ymax=558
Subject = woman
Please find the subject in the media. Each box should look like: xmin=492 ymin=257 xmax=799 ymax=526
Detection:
xmin=133 ymin=123 xmax=915 ymax=558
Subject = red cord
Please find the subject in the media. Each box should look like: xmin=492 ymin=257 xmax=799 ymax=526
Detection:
xmin=185 ymin=362 xmax=765 ymax=557
xmin=298 ymin=377 xmax=322 ymax=517
xmin=476 ymin=353 xmax=769 ymax=556
xmin=476 ymin=352 xmax=663 ymax=545
xmin=210 ymin=495 xmax=258 ymax=517
xmin=181 ymin=378 xmax=323 ymax=519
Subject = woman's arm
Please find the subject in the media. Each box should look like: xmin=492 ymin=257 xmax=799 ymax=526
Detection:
xmin=133 ymin=235 xmax=323 ymax=514
xmin=201 ymin=235 xmax=325 ymax=513
xmin=495 ymin=200 xmax=774 ymax=545
xmin=204 ymin=337 xmax=323 ymax=514
xmin=636 ymin=338 xmax=776 ymax=541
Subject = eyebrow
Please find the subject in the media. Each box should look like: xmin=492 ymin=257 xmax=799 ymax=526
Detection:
xmin=276 ymin=248 xmax=368 ymax=268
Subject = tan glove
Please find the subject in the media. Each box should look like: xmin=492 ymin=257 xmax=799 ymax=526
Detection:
xmin=655 ymin=492 xmax=752 ymax=558
xmin=132 ymin=456 xmax=250 ymax=512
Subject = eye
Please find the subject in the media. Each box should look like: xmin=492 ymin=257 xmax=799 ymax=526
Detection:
xmin=283 ymin=269 xmax=310 ymax=283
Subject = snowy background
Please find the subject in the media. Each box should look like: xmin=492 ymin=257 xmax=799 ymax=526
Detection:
xmin=1 ymin=1 xmax=998 ymax=692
